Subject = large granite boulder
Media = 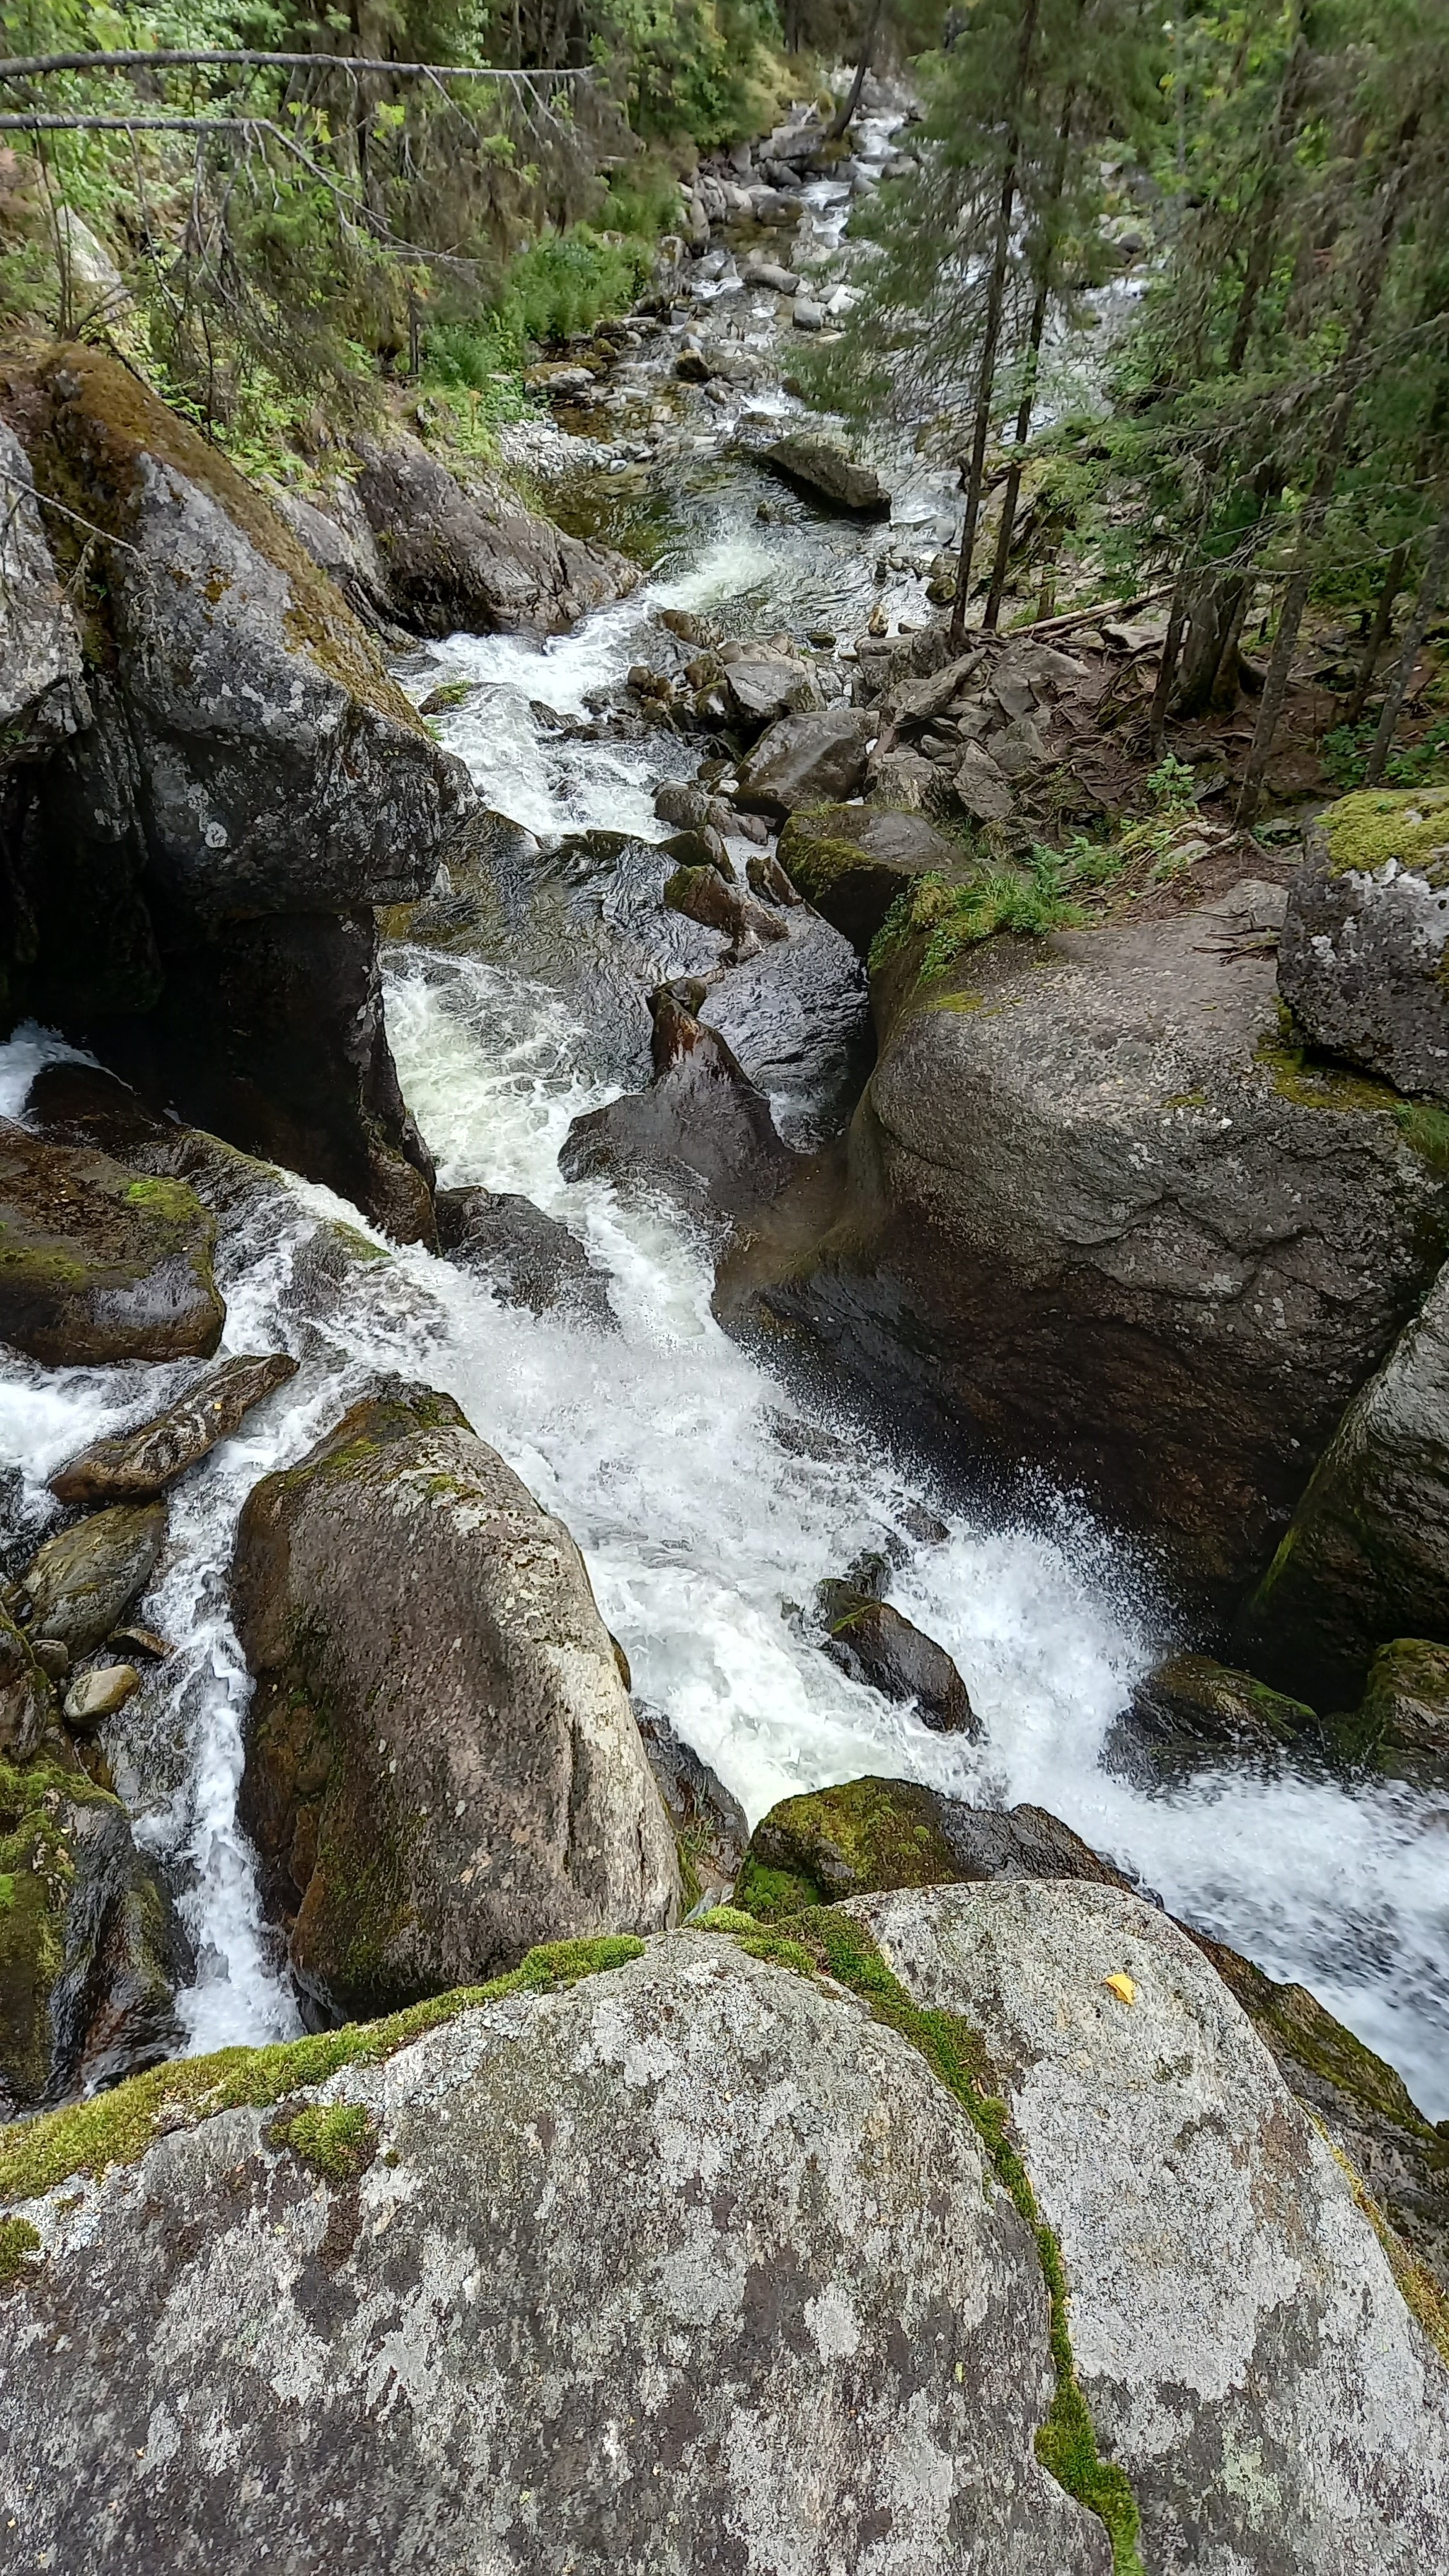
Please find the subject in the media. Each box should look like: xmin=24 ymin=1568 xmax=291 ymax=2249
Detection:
xmin=1241 ymin=1258 xmax=1449 ymax=1702
xmin=0 ymin=345 xmax=467 ymax=1236
xmin=2 ymin=1898 xmax=1445 ymax=2572
xmin=724 ymin=880 xmax=1449 ymax=1593
xmin=856 ymin=1879 xmax=1449 ymax=2574
xmin=778 ymin=804 xmax=966 ymax=954
xmin=559 ymin=988 xmax=799 ymax=1225
xmin=1278 ymin=790 xmax=1449 ymax=1102
xmin=0 ymin=1930 xmax=1114 ymax=2575
xmin=233 ymin=1381 xmax=679 ymax=2018
xmin=350 ymin=437 xmax=640 ymax=636
xmin=761 ymin=431 xmax=891 ymax=514
xmin=734 ymin=705 xmax=876 ymax=818
xmin=0 ymin=1735 xmax=190 ymax=2115
xmin=0 ymin=1122 xmax=223 ymax=1364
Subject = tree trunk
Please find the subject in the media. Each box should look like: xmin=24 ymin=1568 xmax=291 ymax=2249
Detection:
xmin=1149 ymin=467 xmax=1220 ymax=751
xmin=949 ymin=0 xmax=1041 ymax=648
xmin=1225 ymin=28 xmax=1308 ymax=374
xmin=983 ymin=86 xmax=1074 ymax=634
xmin=1235 ymin=146 xmax=1414 ymax=829
xmin=1364 ymin=499 xmax=1449 ymax=784
xmin=829 ymin=0 xmax=886 ymax=141
xmin=1344 ymin=541 xmax=1409 ymax=726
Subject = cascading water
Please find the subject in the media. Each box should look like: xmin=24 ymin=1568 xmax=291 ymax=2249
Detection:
xmin=2 ymin=105 xmax=1446 ymax=2120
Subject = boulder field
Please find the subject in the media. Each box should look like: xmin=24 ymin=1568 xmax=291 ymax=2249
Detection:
xmin=0 ymin=1888 xmax=1444 ymax=2573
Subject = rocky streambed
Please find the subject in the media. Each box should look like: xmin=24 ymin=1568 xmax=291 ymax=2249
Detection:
xmin=2 ymin=80 xmax=1448 ymax=2572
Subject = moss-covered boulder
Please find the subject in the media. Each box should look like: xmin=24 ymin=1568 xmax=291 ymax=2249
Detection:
xmin=1242 ymin=1259 xmax=1449 ymax=1704
xmin=1103 ymin=1651 xmax=1318 ymax=1786
xmin=734 ymin=1775 xmax=1134 ymax=1919
xmin=0 ymin=1123 xmax=223 ymax=1365
xmin=19 ymin=1503 xmax=166 ymax=1658
xmin=1332 ymin=1637 xmax=1449 ymax=1782
xmin=233 ymin=1380 xmax=679 ymax=2018
xmin=1278 ymin=790 xmax=1449 ymax=1102
xmin=0 ymin=1606 xmax=54 ymax=1762
xmin=778 ymin=805 xmax=964 ymax=954
xmin=0 ymin=1745 xmax=188 ymax=2115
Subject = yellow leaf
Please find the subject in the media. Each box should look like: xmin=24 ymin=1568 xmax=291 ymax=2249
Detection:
xmin=1104 ymin=1972 xmax=1138 ymax=2006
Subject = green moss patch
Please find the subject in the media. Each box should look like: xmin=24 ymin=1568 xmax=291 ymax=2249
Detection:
xmin=0 ymin=1934 xmax=644 ymax=2210
xmin=1321 ymin=787 xmax=1449 ymax=882
xmin=270 ymin=2101 xmax=377 ymax=2185
xmin=0 ymin=2217 xmax=42 ymax=2290
xmin=733 ymin=1777 xmax=963 ymax=1920
xmin=689 ymin=1905 xmax=1145 ymax=2573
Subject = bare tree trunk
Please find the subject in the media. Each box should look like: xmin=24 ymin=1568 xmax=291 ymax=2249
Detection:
xmin=983 ymin=86 xmax=1074 ymax=633
xmin=1149 ymin=467 xmax=1219 ymax=752
xmin=829 ymin=0 xmax=887 ymax=141
xmin=949 ymin=0 xmax=1041 ymax=648
xmin=1235 ymin=149 xmax=1413 ymax=829
xmin=1344 ymin=541 xmax=1410 ymax=725
xmin=1364 ymin=499 xmax=1449 ymax=784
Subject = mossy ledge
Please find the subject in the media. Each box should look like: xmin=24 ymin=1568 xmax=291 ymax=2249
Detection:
xmin=0 ymin=1935 xmax=644 ymax=2210
xmin=691 ymin=1905 xmax=1147 ymax=2575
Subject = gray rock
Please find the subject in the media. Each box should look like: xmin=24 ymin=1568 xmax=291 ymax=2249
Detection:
xmin=740 ymin=255 xmax=800 ymax=291
xmin=633 ymin=1702 xmax=748 ymax=1902
xmin=0 ymin=1932 xmax=1112 ymax=2574
xmin=351 ymin=437 xmax=641 ymax=638
xmin=778 ymin=804 xmax=964 ymax=953
xmin=1278 ymin=792 xmax=1449 ymax=1099
xmin=761 ymin=432 xmax=891 ymax=515
xmin=0 ymin=1605 xmax=54 ymax=1762
xmin=730 ymin=881 xmax=1449 ymax=1592
xmin=266 ymin=478 xmax=393 ymax=630
xmin=954 ymin=739 xmax=1016 ymax=821
xmin=664 ymin=860 xmax=785 ymax=948
xmin=1242 ymin=1258 xmax=1449 ymax=1702
xmin=1104 ymin=1651 xmax=1318 ymax=1786
xmin=0 ymin=1122 xmax=224 ymax=1366
xmin=21 ymin=1503 xmax=167 ymax=1658
xmin=434 ymin=1184 xmax=613 ymax=1327
xmin=987 ymin=711 xmax=1052 ymax=780
xmin=63 ymin=1662 xmax=140 ymax=1731
xmin=559 ymin=990 xmax=799 ymax=1224
xmin=857 ymin=1879 xmax=1449 ymax=2576
xmin=234 ymin=1382 xmax=679 ymax=2018
xmin=50 ymin=1352 xmax=298 ymax=1503
xmin=735 ymin=706 xmax=876 ymax=817
xmin=0 ymin=420 xmax=88 ymax=774
xmin=722 ymin=652 xmax=823 ymax=731
xmin=792 ymin=296 xmax=827 ymax=330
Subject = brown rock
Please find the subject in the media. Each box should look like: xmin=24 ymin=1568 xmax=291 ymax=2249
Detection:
xmin=50 ymin=1352 xmax=298 ymax=1503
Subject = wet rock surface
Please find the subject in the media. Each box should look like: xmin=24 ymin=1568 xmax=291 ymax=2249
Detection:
xmin=735 ymin=1776 xmax=1136 ymax=1917
xmin=559 ymin=990 xmax=801 ymax=1225
xmin=0 ymin=1123 xmax=224 ymax=1366
xmin=435 ymin=1185 xmax=613 ymax=1326
xmin=814 ymin=1578 xmax=978 ymax=1734
xmin=633 ymin=1702 xmax=749 ymax=1905
xmin=50 ymin=1353 xmax=299 ymax=1503
xmin=0 ymin=1931 xmax=1113 ymax=2575
xmin=858 ymin=1878 xmax=1449 ymax=2575
xmin=233 ymin=1381 xmax=679 ymax=2018
xmin=18 ymin=1504 xmax=167 ymax=1660
xmin=762 ymin=431 xmax=891 ymax=514
xmin=350 ymin=437 xmax=641 ymax=637
xmin=1104 ymin=1651 xmax=1319 ymax=1786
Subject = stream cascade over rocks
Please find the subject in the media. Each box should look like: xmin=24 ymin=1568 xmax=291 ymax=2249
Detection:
xmin=2 ymin=83 xmax=1448 ymax=2571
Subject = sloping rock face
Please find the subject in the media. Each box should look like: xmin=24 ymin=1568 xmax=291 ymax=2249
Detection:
xmin=728 ymin=881 xmax=1449 ymax=1592
xmin=0 ymin=346 xmax=470 ymax=1237
xmin=778 ymin=804 xmax=964 ymax=954
xmin=1279 ymin=792 xmax=1449 ymax=1102
xmin=857 ymin=1879 xmax=1449 ymax=2575
xmin=1242 ymin=1258 xmax=1449 ymax=1702
xmin=233 ymin=1382 xmax=679 ymax=2017
xmin=0 ymin=1935 xmax=1116 ymax=2575
xmin=350 ymin=437 xmax=640 ymax=636
xmin=0 ymin=419 xmax=88 ymax=790
xmin=0 ymin=1122 xmax=223 ymax=1364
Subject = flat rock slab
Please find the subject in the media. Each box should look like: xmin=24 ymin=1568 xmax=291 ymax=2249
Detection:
xmin=0 ymin=1123 xmax=223 ymax=1366
xmin=856 ymin=1879 xmax=1449 ymax=2576
xmin=50 ymin=1351 xmax=298 ymax=1503
xmin=0 ymin=1936 xmax=1109 ymax=2575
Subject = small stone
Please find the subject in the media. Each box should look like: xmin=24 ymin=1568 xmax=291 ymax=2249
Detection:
xmin=65 ymin=1663 xmax=141 ymax=1732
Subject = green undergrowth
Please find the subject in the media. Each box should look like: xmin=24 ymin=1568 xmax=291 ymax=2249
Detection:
xmin=0 ymin=1935 xmax=644 ymax=2211
xmin=867 ymin=867 xmax=1087 ymax=981
xmin=691 ymin=1905 xmax=1146 ymax=2573
xmin=0 ymin=2217 xmax=41 ymax=2291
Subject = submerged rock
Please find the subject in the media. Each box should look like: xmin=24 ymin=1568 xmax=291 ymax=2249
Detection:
xmin=1104 ymin=1651 xmax=1318 ymax=1785
xmin=20 ymin=1504 xmax=167 ymax=1659
xmin=858 ymin=1878 xmax=1449 ymax=2572
xmin=814 ymin=1578 xmax=978 ymax=1734
xmin=0 ymin=1124 xmax=224 ymax=1366
xmin=435 ymin=1185 xmax=613 ymax=1327
xmin=233 ymin=1381 xmax=679 ymax=2018
xmin=0 ymin=1743 xmax=189 ymax=2114
xmin=50 ymin=1352 xmax=298 ymax=1503
xmin=762 ymin=431 xmax=891 ymax=515
xmin=1242 ymin=1258 xmax=1449 ymax=1704
xmin=1278 ymin=791 xmax=1449 ymax=1102
xmin=0 ymin=1928 xmax=1118 ymax=2574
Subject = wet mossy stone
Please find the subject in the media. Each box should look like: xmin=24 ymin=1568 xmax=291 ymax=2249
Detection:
xmin=814 ymin=1578 xmax=979 ymax=1735
xmin=1332 ymin=1636 xmax=1449 ymax=1784
xmin=0 ymin=1607 xmax=54 ymax=1763
xmin=20 ymin=1503 xmax=166 ymax=1659
xmin=778 ymin=805 xmax=964 ymax=955
xmin=1102 ymin=1651 xmax=1318 ymax=1786
xmin=1278 ymin=790 xmax=1449 ymax=1102
xmin=0 ymin=1123 xmax=223 ymax=1365
xmin=734 ymin=1776 xmax=1135 ymax=1920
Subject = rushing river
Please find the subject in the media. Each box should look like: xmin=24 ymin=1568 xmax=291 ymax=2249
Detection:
xmin=1 ymin=109 xmax=1446 ymax=2119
